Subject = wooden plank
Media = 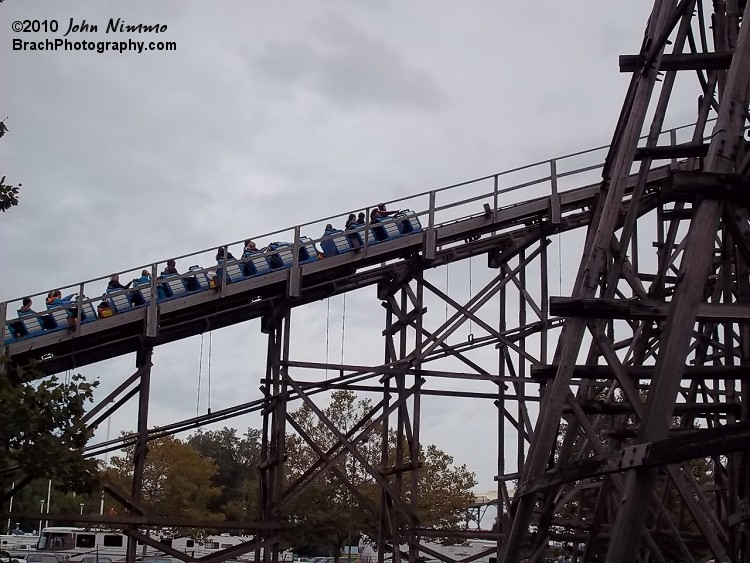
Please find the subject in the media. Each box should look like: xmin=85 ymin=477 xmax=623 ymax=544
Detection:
xmin=634 ymin=143 xmax=709 ymax=160
xmin=551 ymin=296 xmax=750 ymax=321
xmin=532 ymin=363 xmax=750 ymax=380
xmin=664 ymin=169 xmax=750 ymax=204
xmin=525 ymin=421 xmax=750 ymax=495
xmin=620 ymin=52 xmax=733 ymax=72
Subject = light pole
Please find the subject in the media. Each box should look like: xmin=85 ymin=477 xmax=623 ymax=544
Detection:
xmin=7 ymin=480 xmax=14 ymax=535
xmin=39 ymin=500 xmax=45 ymax=535
xmin=45 ymin=479 xmax=51 ymax=529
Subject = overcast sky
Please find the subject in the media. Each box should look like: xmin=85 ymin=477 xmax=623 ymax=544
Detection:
xmin=0 ymin=1 xmax=704 ymax=506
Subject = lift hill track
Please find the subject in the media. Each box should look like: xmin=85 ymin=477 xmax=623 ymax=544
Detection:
xmin=1 ymin=128 xmax=697 ymax=377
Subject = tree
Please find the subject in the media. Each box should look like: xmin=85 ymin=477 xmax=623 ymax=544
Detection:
xmin=6 ymin=476 xmax=104 ymax=534
xmin=104 ymin=435 xmax=222 ymax=525
xmin=284 ymin=390 xmax=477 ymax=557
xmin=187 ymin=427 xmax=262 ymax=519
xmin=0 ymin=118 xmax=21 ymax=212
xmin=0 ymin=360 xmax=100 ymax=495
xmin=0 ymin=176 xmax=20 ymax=213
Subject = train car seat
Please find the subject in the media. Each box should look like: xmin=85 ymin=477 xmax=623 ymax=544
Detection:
xmin=81 ymin=301 xmax=98 ymax=323
xmin=396 ymin=210 xmax=423 ymax=234
xmin=163 ymin=276 xmax=188 ymax=298
xmin=298 ymin=237 xmax=320 ymax=264
xmin=108 ymin=290 xmax=132 ymax=314
xmin=371 ymin=217 xmax=401 ymax=242
xmin=267 ymin=242 xmax=292 ymax=269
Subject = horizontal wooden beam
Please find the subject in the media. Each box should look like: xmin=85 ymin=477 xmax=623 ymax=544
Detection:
xmin=563 ymin=402 xmax=739 ymax=415
xmin=523 ymin=420 xmax=750 ymax=495
xmin=380 ymin=461 xmax=423 ymax=476
xmin=0 ymin=511 xmax=279 ymax=530
xmin=550 ymin=297 xmax=750 ymax=322
xmin=634 ymin=143 xmax=709 ymax=160
xmin=413 ymin=528 xmax=503 ymax=541
xmin=531 ymin=364 xmax=750 ymax=380
xmin=619 ymin=52 xmax=733 ymax=72
xmin=663 ymin=170 xmax=750 ymax=204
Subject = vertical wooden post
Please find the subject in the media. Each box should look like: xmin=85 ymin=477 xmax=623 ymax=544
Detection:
xmin=290 ymin=226 xmax=301 ymax=298
xmin=549 ymin=159 xmax=561 ymax=225
xmin=126 ymin=346 xmax=152 ymax=563
xmin=425 ymin=192 xmax=436 ymax=260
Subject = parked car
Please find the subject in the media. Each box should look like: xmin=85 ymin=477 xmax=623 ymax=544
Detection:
xmin=18 ymin=555 xmax=59 ymax=563
xmin=141 ymin=558 xmax=178 ymax=563
xmin=72 ymin=557 xmax=113 ymax=563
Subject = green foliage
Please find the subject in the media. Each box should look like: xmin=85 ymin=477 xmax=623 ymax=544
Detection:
xmin=284 ymin=390 xmax=477 ymax=555
xmin=187 ymin=426 xmax=261 ymax=517
xmin=104 ymin=435 xmax=222 ymax=524
xmin=6 ymin=477 xmax=104 ymax=534
xmin=0 ymin=176 xmax=20 ymax=212
xmin=0 ymin=119 xmax=20 ymax=213
xmin=418 ymin=444 xmax=478 ymax=529
xmin=0 ymin=359 xmax=100 ymax=493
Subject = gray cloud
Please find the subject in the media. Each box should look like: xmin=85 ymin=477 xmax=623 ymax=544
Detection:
xmin=255 ymin=15 xmax=446 ymax=110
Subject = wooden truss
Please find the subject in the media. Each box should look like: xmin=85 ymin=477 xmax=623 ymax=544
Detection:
xmin=502 ymin=1 xmax=750 ymax=561
xmin=6 ymin=2 xmax=750 ymax=563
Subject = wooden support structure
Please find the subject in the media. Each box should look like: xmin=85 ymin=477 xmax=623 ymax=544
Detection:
xmin=501 ymin=1 xmax=750 ymax=561
xmin=7 ymin=2 xmax=750 ymax=562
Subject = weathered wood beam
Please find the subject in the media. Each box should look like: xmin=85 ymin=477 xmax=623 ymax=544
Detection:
xmin=562 ymin=401 xmax=739 ymax=415
xmin=634 ymin=144 xmax=709 ymax=160
xmin=663 ymin=170 xmax=750 ymax=204
xmin=0 ymin=510 xmax=277 ymax=530
xmin=620 ymin=52 xmax=733 ymax=72
xmin=531 ymin=364 xmax=750 ymax=380
xmin=524 ymin=420 xmax=750 ymax=495
xmin=413 ymin=528 xmax=503 ymax=541
xmin=551 ymin=296 xmax=750 ymax=321
xmin=380 ymin=461 xmax=423 ymax=476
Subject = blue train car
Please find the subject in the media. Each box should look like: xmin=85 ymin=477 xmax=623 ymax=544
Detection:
xmin=46 ymin=301 xmax=96 ymax=329
xmin=81 ymin=301 xmax=98 ymax=323
xmin=215 ymin=261 xmax=246 ymax=285
xmin=371 ymin=217 xmax=403 ymax=242
xmin=2 ymin=207 xmax=425 ymax=346
xmin=3 ymin=299 xmax=102 ymax=344
xmin=159 ymin=275 xmax=189 ymax=299
xmin=320 ymin=229 xmax=351 ymax=257
xmin=189 ymin=266 xmax=213 ymax=290
xmin=263 ymin=239 xmax=321 ymax=268
xmin=5 ymin=315 xmax=44 ymax=342
xmin=368 ymin=211 xmax=422 ymax=243
xmin=107 ymin=290 xmax=132 ymax=314
xmin=396 ymin=210 xmax=422 ymax=234
xmin=265 ymin=242 xmax=293 ymax=269
xmin=241 ymin=252 xmax=270 ymax=275
xmin=298 ymin=237 xmax=320 ymax=264
xmin=133 ymin=282 xmax=154 ymax=305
